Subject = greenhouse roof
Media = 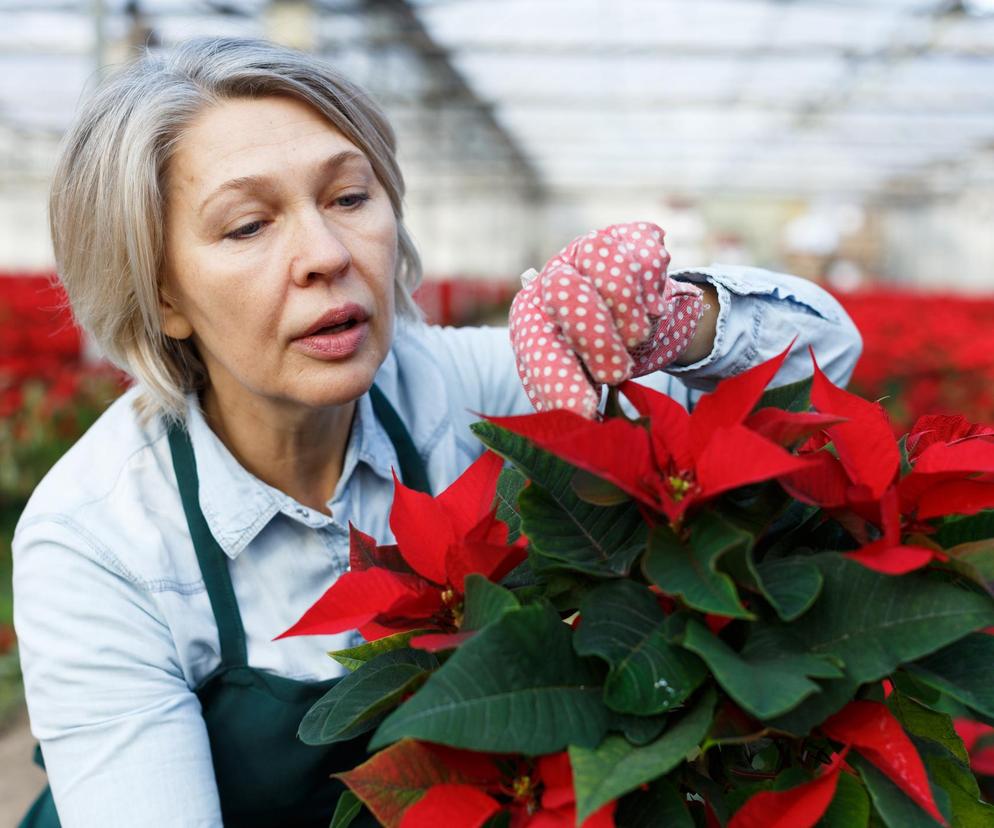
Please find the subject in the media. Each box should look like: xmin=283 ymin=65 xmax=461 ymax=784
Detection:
xmin=1 ymin=0 xmax=993 ymax=198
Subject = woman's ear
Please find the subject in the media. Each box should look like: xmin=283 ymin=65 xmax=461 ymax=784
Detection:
xmin=160 ymin=284 xmax=194 ymax=340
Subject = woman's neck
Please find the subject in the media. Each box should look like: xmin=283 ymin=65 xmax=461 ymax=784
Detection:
xmin=201 ymin=387 xmax=357 ymax=516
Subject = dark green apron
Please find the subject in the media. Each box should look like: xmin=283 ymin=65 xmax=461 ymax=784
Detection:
xmin=20 ymin=386 xmax=431 ymax=827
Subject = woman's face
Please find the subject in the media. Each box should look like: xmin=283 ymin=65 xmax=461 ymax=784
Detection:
xmin=161 ymin=95 xmax=399 ymax=418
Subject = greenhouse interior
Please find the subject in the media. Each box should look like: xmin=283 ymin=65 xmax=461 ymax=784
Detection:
xmin=2 ymin=0 xmax=994 ymax=825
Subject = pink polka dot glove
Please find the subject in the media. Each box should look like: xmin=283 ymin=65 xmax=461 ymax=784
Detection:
xmin=510 ymin=221 xmax=707 ymax=419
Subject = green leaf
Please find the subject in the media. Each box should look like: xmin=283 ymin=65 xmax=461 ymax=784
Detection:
xmin=850 ymin=753 xmax=946 ymax=828
xmin=498 ymin=559 xmax=537 ymax=592
xmin=753 ymin=376 xmax=813 ymax=414
xmin=888 ymin=688 xmax=994 ymax=825
xmin=522 ymin=566 xmax=593 ymax=612
xmin=571 ymin=467 xmax=631 ymax=506
xmin=569 ymin=687 xmax=716 ymax=824
xmin=643 ymin=515 xmax=754 ymax=619
xmin=817 ymin=771 xmax=870 ymax=828
xmin=771 ymin=767 xmax=812 ymax=791
xmin=615 ymin=777 xmax=694 ymax=828
xmin=718 ymin=481 xmax=795 ymax=542
xmin=755 ymin=556 xmax=824 ymax=622
xmin=764 ymin=555 xmax=994 ymax=734
xmin=945 ymin=541 xmax=994 ymax=579
xmin=678 ymin=619 xmax=842 ymax=720
xmin=519 ymin=483 xmax=647 ymax=577
xmin=494 ymin=467 xmax=526 ymax=544
xmin=905 ymin=633 xmax=994 ymax=720
xmin=329 ymin=791 xmax=363 ymax=828
xmin=474 ymin=420 xmax=648 ymax=577
xmin=370 ymin=605 xmax=610 ymax=754
xmin=892 ymin=670 xmax=944 ymax=707
xmin=761 ymin=555 xmax=994 ymax=686
xmin=470 ymin=418 xmax=601 ymax=499
xmin=614 ymin=713 xmax=668 ymax=746
xmin=768 ymin=676 xmax=861 ymax=736
xmin=299 ymin=649 xmax=438 ymax=745
xmin=936 ymin=540 xmax=994 ymax=595
xmin=887 ymin=690 xmax=970 ymax=766
xmin=330 ymin=630 xmax=430 ymax=672
xmin=462 ymin=574 xmax=519 ymax=631
xmin=762 ymin=500 xmax=824 ymax=561
xmin=574 ymin=580 xmax=706 ymax=715
xmin=935 ymin=510 xmax=994 ymax=548
xmin=920 ymin=746 xmax=994 ymax=827
xmin=683 ymin=766 xmax=731 ymax=823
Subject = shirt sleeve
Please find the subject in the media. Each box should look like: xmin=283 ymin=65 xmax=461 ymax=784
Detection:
xmin=651 ymin=264 xmax=863 ymax=408
xmin=12 ymin=517 xmax=223 ymax=828
xmin=407 ymin=324 xmax=532 ymax=463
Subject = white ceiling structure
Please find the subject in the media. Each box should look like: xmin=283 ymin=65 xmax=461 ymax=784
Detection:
xmin=411 ymin=0 xmax=994 ymax=198
xmin=1 ymin=0 xmax=993 ymax=201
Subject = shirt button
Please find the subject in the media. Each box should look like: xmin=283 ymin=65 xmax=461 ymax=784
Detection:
xmin=295 ymin=507 xmax=308 ymax=517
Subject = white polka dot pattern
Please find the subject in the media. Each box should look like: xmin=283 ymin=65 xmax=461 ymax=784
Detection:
xmin=509 ymin=222 xmax=706 ymax=418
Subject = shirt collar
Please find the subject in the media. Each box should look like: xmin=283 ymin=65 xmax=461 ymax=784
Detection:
xmin=184 ymin=389 xmax=398 ymax=560
xmin=335 ymin=389 xmax=397 ymax=493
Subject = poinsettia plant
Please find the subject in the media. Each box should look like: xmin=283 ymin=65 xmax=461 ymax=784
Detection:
xmin=280 ymin=343 xmax=994 ymax=828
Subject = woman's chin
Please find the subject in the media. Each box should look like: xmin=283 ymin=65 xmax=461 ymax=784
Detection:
xmin=298 ymin=356 xmax=384 ymax=409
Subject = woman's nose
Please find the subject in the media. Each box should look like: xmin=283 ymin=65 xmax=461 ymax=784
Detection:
xmin=288 ymin=208 xmax=352 ymax=287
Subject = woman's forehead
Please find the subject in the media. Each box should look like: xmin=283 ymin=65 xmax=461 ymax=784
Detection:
xmin=171 ymin=96 xmax=365 ymax=190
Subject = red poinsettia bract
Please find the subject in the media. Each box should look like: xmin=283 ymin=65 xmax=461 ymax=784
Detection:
xmin=399 ymin=751 xmax=615 ymax=828
xmin=779 ymin=357 xmax=994 ymax=574
xmin=906 ymin=414 xmax=994 ymax=463
xmin=821 ymin=700 xmax=947 ymax=825
xmin=954 ymin=719 xmax=994 ymax=777
xmin=728 ymin=749 xmax=848 ymax=828
xmin=486 ymin=344 xmax=815 ymax=528
xmin=898 ymin=414 xmax=994 ymax=521
xmin=275 ymin=451 xmax=525 ymax=642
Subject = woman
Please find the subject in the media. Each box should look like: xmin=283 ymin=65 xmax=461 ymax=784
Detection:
xmin=13 ymin=37 xmax=861 ymax=827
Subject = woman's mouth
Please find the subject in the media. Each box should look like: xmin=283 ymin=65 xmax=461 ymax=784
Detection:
xmin=292 ymin=313 xmax=369 ymax=360
xmin=313 ymin=318 xmax=358 ymax=335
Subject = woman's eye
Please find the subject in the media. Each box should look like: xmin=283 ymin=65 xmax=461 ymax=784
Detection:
xmin=226 ymin=220 xmax=265 ymax=240
xmin=335 ymin=192 xmax=371 ymax=209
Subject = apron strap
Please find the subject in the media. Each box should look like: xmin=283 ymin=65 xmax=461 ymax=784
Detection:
xmin=167 ymin=385 xmax=432 ymax=670
xmin=369 ymin=385 xmax=432 ymax=496
xmin=168 ymin=424 xmax=248 ymax=669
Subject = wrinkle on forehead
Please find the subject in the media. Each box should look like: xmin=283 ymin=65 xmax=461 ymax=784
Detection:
xmin=165 ymin=96 xmax=370 ymax=226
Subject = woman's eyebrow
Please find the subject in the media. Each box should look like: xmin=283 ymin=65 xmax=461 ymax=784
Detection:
xmin=196 ymin=149 xmax=368 ymax=217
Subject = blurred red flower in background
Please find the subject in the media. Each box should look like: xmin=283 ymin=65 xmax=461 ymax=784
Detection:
xmin=837 ymin=289 xmax=994 ymax=434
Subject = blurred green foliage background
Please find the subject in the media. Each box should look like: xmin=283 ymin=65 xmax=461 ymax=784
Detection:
xmin=0 ymin=375 xmax=125 ymax=726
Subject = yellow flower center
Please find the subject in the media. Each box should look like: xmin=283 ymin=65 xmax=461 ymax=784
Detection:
xmin=440 ymin=587 xmax=464 ymax=629
xmin=512 ymin=774 xmax=534 ymax=801
xmin=668 ymin=475 xmax=693 ymax=501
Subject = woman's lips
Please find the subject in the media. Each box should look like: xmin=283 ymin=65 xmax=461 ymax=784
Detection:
xmin=291 ymin=319 xmax=369 ymax=360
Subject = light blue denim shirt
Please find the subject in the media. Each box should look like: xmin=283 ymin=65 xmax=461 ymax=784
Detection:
xmin=13 ymin=266 xmax=861 ymax=827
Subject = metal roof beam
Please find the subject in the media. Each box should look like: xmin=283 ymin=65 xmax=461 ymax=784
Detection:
xmin=368 ymin=0 xmax=545 ymax=196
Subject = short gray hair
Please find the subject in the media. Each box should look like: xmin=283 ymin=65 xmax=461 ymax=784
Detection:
xmin=50 ymin=37 xmax=423 ymax=422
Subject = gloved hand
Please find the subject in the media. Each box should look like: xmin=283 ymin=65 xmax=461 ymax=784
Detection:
xmin=509 ymin=221 xmax=707 ymax=418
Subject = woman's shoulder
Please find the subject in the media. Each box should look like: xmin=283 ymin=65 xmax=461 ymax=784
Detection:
xmin=388 ymin=320 xmax=529 ymax=417
xmin=380 ymin=320 xmax=529 ymax=439
xmin=14 ymin=386 xmax=192 ymax=587
xmin=395 ymin=319 xmax=512 ymax=359
xmin=19 ymin=386 xmax=166 ymax=518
